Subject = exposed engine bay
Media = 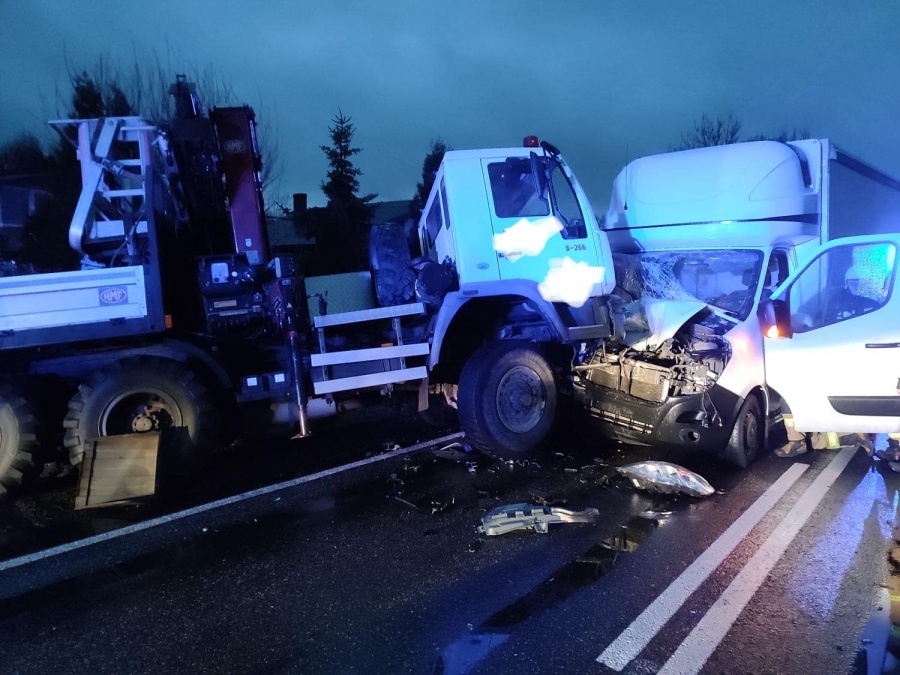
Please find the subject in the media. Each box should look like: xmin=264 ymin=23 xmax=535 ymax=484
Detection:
xmin=577 ymin=299 xmax=732 ymax=404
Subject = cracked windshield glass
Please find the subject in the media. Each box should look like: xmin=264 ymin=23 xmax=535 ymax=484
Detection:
xmin=617 ymin=249 xmax=764 ymax=319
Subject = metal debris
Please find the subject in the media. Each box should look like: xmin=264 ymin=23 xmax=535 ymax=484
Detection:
xmin=617 ymin=461 xmax=715 ymax=498
xmin=431 ymin=496 xmax=455 ymax=515
xmin=477 ymin=503 xmax=600 ymax=536
xmin=393 ymin=496 xmax=422 ymax=511
xmin=433 ymin=442 xmax=472 ymax=461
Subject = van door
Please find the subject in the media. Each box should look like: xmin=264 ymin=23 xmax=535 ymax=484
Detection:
xmin=763 ymin=235 xmax=900 ymax=433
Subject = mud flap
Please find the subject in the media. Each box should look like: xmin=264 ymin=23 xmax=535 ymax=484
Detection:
xmin=75 ymin=427 xmax=196 ymax=509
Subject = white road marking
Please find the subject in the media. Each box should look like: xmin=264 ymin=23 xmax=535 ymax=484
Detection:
xmin=597 ymin=462 xmax=809 ymax=671
xmin=658 ymin=446 xmax=857 ymax=675
xmin=0 ymin=431 xmax=465 ymax=573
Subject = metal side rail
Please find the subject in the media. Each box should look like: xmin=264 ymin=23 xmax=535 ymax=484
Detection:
xmin=312 ymin=302 xmax=430 ymax=396
xmin=313 ymin=302 xmax=426 ymax=328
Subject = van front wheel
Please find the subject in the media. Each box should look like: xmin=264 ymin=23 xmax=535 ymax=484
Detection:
xmin=721 ymin=395 xmax=763 ymax=468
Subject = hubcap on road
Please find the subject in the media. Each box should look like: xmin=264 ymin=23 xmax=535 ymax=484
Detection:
xmin=496 ymin=366 xmax=545 ymax=433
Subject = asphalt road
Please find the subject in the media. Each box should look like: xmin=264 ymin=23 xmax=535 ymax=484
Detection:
xmin=0 ymin=413 xmax=897 ymax=675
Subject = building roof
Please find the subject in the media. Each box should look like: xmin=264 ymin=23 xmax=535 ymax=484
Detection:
xmin=371 ymin=199 xmax=412 ymax=225
xmin=266 ymin=215 xmax=315 ymax=248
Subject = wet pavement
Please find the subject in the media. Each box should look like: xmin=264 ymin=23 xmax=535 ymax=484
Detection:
xmin=0 ymin=399 xmax=452 ymax=563
xmin=1 ymin=406 xmax=898 ymax=674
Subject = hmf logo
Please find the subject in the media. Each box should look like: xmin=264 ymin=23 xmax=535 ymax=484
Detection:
xmin=99 ymin=287 xmax=127 ymax=304
xmin=223 ymin=139 xmax=246 ymax=154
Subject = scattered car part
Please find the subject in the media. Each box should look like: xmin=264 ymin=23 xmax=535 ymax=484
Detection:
xmin=617 ymin=461 xmax=715 ymax=497
xmin=477 ymin=503 xmax=599 ymax=536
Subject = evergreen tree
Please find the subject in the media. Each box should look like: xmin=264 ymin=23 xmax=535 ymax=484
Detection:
xmin=315 ymin=111 xmax=376 ymax=274
xmin=0 ymin=133 xmax=49 ymax=176
xmin=409 ymin=138 xmax=448 ymax=217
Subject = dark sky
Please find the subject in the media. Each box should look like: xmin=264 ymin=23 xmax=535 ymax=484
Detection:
xmin=2 ymin=1 xmax=899 ymax=213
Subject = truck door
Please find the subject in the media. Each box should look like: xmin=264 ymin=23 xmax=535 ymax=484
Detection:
xmin=482 ymin=155 xmax=596 ymax=286
xmin=763 ymin=235 xmax=900 ymax=433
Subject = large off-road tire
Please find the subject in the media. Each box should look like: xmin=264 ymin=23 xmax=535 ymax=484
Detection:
xmin=721 ymin=395 xmax=763 ymax=469
xmin=63 ymin=358 xmax=220 ymax=466
xmin=0 ymin=384 xmax=40 ymax=498
xmin=369 ymin=224 xmax=415 ymax=307
xmin=457 ymin=341 xmax=557 ymax=457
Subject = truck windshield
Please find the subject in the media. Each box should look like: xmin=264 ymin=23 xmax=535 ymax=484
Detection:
xmin=616 ymin=249 xmax=764 ymax=320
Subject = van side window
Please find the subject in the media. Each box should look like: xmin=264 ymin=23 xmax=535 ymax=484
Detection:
xmin=788 ymin=242 xmax=894 ymax=333
xmin=487 ymin=158 xmax=550 ymax=219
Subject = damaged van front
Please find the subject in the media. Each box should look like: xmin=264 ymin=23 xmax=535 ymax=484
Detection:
xmin=575 ymin=248 xmax=767 ymax=467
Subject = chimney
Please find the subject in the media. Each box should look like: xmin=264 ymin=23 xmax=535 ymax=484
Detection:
xmin=293 ymin=193 xmax=307 ymax=217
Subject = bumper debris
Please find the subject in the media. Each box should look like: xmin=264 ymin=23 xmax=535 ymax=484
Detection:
xmin=477 ymin=503 xmax=599 ymax=536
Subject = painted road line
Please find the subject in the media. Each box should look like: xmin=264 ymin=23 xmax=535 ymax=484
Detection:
xmin=0 ymin=432 xmax=465 ymax=573
xmin=658 ymin=446 xmax=857 ymax=675
xmin=597 ymin=461 xmax=810 ymax=671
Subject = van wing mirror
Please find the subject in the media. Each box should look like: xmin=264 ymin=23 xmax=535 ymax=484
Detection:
xmin=757 ymin=297 xmax=793 ymax=339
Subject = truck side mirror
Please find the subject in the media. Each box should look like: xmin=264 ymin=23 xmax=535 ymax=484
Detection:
xmin=757 ymin=297 xmax=793 ymax=339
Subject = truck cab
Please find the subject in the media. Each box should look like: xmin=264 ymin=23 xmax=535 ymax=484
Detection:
xmin=311 ymin=139 xmax=617 ymax=456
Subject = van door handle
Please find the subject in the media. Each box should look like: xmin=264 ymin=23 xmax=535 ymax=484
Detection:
xmin=865 ymin=343 xmax=900 ymax=348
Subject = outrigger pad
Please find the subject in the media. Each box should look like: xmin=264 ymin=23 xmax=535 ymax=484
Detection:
xmin=74 ymin=427 xmax=197 ymax=509
xmin=75 ymin=432 xmax=160 ymax=509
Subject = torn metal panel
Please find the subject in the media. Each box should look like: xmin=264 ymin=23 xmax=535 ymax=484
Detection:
xmin=477 ymin=503 xmax=599 ymax=536
xmin=622 ymin=298 xmax=710 ymax=351
xmin=617 ymin=461 xmax=715 ymax=498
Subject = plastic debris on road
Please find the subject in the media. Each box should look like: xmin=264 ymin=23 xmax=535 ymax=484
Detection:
xmin=477 ymin=503 xmax=599 ymax=536
xmin=617 ymin=461 xmax=715 ymax=498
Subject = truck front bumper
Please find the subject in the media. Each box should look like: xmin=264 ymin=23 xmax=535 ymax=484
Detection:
xmin=576 ymin=381 xmax=740 ymax=453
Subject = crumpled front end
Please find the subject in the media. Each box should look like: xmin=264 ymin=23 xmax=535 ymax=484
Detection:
xmin=575 ymin=299 xmax=737 ymax=450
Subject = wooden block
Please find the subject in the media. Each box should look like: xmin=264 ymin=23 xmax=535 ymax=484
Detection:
xmin=75 ymin=432 xmax=160 ymax=509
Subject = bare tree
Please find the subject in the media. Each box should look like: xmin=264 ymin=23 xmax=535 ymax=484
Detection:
xmin=675 ymin=114 xmax=811 ymax=151
xmin=48 ymin=50 xmax=281 ymax=199
xmin=675 ymin=113 xmax=742 ymax=150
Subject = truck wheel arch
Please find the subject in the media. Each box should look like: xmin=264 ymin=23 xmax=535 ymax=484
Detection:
xmin=428 ymin=286 xmax=568 ymax=374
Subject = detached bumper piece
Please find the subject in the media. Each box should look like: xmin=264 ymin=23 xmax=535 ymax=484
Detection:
xmin=477 ymin=503 xmax=599 ymax=536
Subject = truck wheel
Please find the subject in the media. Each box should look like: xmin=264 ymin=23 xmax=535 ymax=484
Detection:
xmin=0 ymin=384 xmax=39 ymax=498
xmin=370 ymin=224 xmax=415 ymax=307
xmin=458 ymin=341 xmax=557 ymax=457
xmin=721 ymin=395 xmax=762 ymax=469
xmin=63 ymin=358 xmax=220 ymax=466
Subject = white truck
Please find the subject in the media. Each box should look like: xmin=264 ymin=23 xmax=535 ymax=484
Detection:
xmin=312 ymin=138 xmax=616 ymax=456
xmin=575 ymin=139 xmax=900 ymax=466
xmin=0 ymin=117 xmax=618 ymax=500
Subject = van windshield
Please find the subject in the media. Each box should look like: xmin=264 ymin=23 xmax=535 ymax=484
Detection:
xmin=615 ymin=249 xmax=764 ymax=320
